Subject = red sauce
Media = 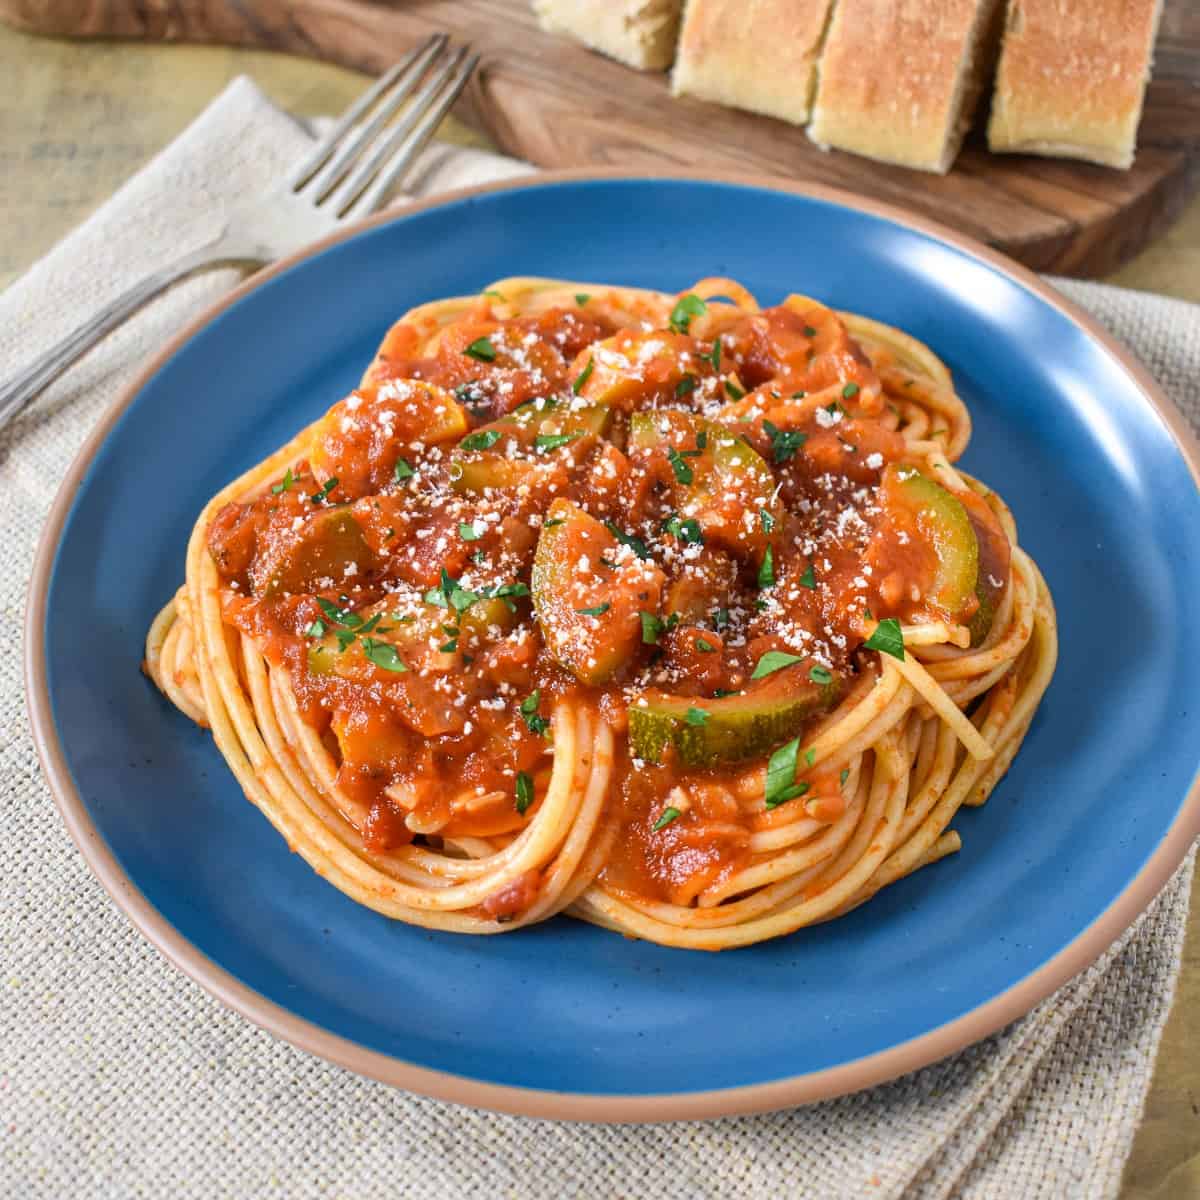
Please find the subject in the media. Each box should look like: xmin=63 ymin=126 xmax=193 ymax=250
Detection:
xmin=207 ymin=296 xmax=1009 ymax=915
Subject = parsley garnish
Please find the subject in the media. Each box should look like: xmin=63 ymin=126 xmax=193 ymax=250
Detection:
xmin=695 ymin=637 xmax=715 ymax=653
xmin=804 ymin=748 xmax=816 ymax=767
xmin=464 ymin=336 xmax=497 ymax=362
xmin=361 ymin=638 xmax=407 ymax=672
xmin=515 ymin=771 xmax=534 ymax=815
xmin=304 ymin=619 xmax=325 ymax=639
xmin=604 ymin=521 xmax=649 ymax=560
xmin=543 ymin=518 xmax=565 ymax=529
xmin=520 ymin=690 xmax=550 ymax=737
xmin=394 ymin=458 xmax=415 ymax=481
xmin=535 ymin=432 xmax=582 ymax=452
xmin=751 ymin=650 xmax=804 ymax=679
xmin=842 ymin=382 xmax=860 ymax=399
xmin=271 ymin=468 xmax=294 ymax=495
xmin=653 ymin=806 xmax=681 ymax=831
xmin=669 ymin=294 xmax=707 ymax=334
xmin=809 ymin=665 xmax=833 ymax=685
xmin=576 ymin=602 xmax=611 ymax=618
xmin=765 ymin=738 xmax=812 ymax=810
xmin=762 ymin=420 xmax=807 ymax=464
xmin=799 ymin=562 xmax=817 ymax=589
xmin=309 ymin=476 xmax=338 ymax=504
xmin=709 ymin=339 xmax=721 ymax=371
xmin=458 ymin=521 xmax=482 ymax=542
xmin=316 ymin=597 xmax=361 ymax=628
xmin=840 ymin=767 xmax=850 ymax=786
xmin=572 ymin=358 xmax=594 ymax=395
xmin=685 ymin=707 xmax=709 ymax=726
xmin=640 ymin=612 xmax=665 ymax=644
xmin=803 ymin=325 xmax=817 ymax=337
xmin=575 ymin=293 xmax=590 ymax=306
xmin=713 ymin=688 xmax=740 ymax=698
xmin=439 ymin=637 xmax=459 ymax=653
xmin=713 ymin=608 xmax=730 ymax=631
xmin=459 ymin=429 xmax=502 ymax=452
xmin=757 ymin=546 xmax=775 ymax=589
xmin=864 ymin=618 xmax=905 ymax=661
xmin=663 ymin=514 xmax=703 ymax=545
xmin=675 ymin=374 xmax=697 ymax=399
xmin=667 ymin=447 xmax=695 ymax=485
xmin=725 ymin=380 xmax=745 ymax=401
xmin=759 ymin=508 xmax=775 ymax=534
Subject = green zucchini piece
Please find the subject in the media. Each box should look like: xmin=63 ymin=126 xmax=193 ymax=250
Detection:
xmin=628 ymin=668 xmax=841 ymax=768
xmin=255 ymin=508 xmax=373 ymax=598
xmin=885 ymin=466 xmax=979 ymax=625
xmin=531 ymin=497 xmax=663 ymax=684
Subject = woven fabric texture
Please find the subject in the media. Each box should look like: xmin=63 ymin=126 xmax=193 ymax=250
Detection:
xmin=1 ymin=78 xmax=1195 ymax=1200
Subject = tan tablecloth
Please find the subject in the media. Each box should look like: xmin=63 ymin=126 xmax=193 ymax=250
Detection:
xmin=1 ymin=78 xmax=1195 ymax=1199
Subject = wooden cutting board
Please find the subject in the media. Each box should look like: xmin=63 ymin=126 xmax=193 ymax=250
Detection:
xmin=5 ymin=0 xmax=1199 ymax=276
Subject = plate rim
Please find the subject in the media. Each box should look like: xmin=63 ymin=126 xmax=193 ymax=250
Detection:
xmin=24 ymin=167 xmax=1200 ymax=1122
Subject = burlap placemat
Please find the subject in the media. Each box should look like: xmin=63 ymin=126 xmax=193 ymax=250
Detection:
xmin=1 ymin=78 xmax=1194 ymax=1199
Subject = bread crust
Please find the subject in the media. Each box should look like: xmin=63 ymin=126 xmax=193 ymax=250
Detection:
xmin=808 ymin=0 xmax=1005 ymax=174
xmin=671 ymin=0 xmax=836 ymax=125
xmin=987 ymin=0 xmax=1163 ymax=169
xmin=532 ymin=0 xmax=684 ymax=71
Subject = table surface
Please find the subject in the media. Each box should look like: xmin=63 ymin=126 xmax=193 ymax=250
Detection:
xmin=3 ymin=22 xmax=1198 ymax=1197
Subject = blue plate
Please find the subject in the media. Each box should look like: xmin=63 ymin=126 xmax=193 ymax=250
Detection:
xmin=28 ymin=174 xmax=1200 ymax=1120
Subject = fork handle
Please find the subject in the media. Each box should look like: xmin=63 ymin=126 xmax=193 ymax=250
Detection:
xmin=0 ymin=246 xmax=246 ymax=433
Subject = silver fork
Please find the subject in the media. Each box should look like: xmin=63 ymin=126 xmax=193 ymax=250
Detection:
xmin=0 ymin=34 xmax=478 ymax=432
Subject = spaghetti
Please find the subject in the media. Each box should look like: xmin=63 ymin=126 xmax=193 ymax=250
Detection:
xmin=146 ymin=277 xmax=1057 ymax=950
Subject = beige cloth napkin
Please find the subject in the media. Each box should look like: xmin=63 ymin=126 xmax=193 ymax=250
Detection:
xmin=1 ymin=77 xmax=1195 ymax=1200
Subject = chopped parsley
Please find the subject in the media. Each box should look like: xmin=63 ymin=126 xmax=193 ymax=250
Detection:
xmin=694 ymin=637 xmax=715 ymax=653
xmin=316 ymin=597 xmax=360 ymax=628
xmin=604 ymin=521 xmax=650 ymax=560
xmin=464 ymin=336 xmax=497 ymax=362
xmin=309 ymin=476 xmax=338 ymax=504
xmin=685 ymin=707 xmax=709 ymax=726
xmin=864 ymin=617 xmax=905 ymax=661
xmin=709 ymin=339 xmax=721 ymax=371
xmin=482 ymin=289 xmax=505 ymax=300
xmin=271 ymin=468 xmax=294 ymax=495
xmin=543 ymin=518 xmax=565 ymax=529
xmin=669 ymin=293 xmax=707 ymax=334
xmin=535 ymin=432 xmax=583 ymax=452
xmin=663 ymin=514 xmax=703 ymax=545
xmin=515 ymin=771 xmax=534 ymax=815
xmin=803 ymin=325 xmax=817 ymax=337
xmin=759 ymin=508 xmax=775 ymax=534
xmin=576 ymin=602 xmax=611 ymax=617
xmin=725 ymin=380 xmax=745 ymax=401
xmin=842 ymin=381 xmax=860 ymax=399
xmin=459 ymin=429 xmax=502 ymax=452
xmin=675 ymin=374 xmax=697 ymax=399
xmin=809 ymin=665 xmax=834 ymax=685
xmin=713 ymin=608 xmax=730 ymax=631
xmin=575 ymin=293 xmax=590 ymax=306
xmin=804 ymin=748 xmax=816 ymax=767
xmin=751 ymin=649 xmax=804 ymax=679
xmin=757 ymin=546 xmax=775 ymax=589
xmin=304 ymin=619 xmax=326 ymax=639
xmin=458 ymin=521 xmax=482 ymax=542
xmin=572 ymin=358 xmax=594 ymax=395
xmin=393 ymin=458 xmax=415 ymax=481
xmin=840 ymin=767 xmax=850 ymax=786
xmin=361 ymin=638 xmax=407 ymax=672
xmin=667 ymin=447 xmax=695 ymax=485
xmin=765 ymin=738 xmax=811 ymax=810
xmin=653 ymin=806 xmax=681 ymax=831
xmin=799 ymin=561 xmax=816 ymax=589
xmin=640 ymin=611 xmax=678 ymax=644
xmin=520 ymin=690 xmax=550 ymax=737
xmin=762 ymin=420 xmax=807 ymax=464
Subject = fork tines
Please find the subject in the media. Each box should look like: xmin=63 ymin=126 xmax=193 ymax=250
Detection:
xmin=289 ymin=34 xmax=479 ymax=219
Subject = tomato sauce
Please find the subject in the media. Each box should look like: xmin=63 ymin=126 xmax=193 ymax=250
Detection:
xmin=207 ymin=295 xmax=1009 ymax=910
